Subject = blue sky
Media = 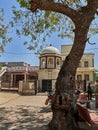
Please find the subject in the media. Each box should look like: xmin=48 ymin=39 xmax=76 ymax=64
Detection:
xmin=0 ymin=0 xmax=98 ymax=69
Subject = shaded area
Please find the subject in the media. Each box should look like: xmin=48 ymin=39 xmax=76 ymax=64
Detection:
xmin=0 ymin=105 xmax=90 ymax=130
xmin=0 ymin=105 xmax=52 ymax=130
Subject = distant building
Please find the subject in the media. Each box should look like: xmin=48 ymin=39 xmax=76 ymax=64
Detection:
xmin=38 ymin=44 xmax=95 ymax=92
xmin=0 ymin=44 xmax=95 ymax=94
xmin=38 ymin=45 xmax=62 ymax=92
xmin=1 ymin=62 xmax=30 ymax=67
xmin=61 ymin=45 xmax=95 ymax=91
xmin=0 ymin=62 xmax=38 ymax=94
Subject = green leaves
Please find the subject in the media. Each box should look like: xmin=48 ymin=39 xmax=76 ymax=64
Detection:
xmin=44 ymin=11 xmax=51 ymax=18
xmin=17 ymin=0 xmax=30 ymax=8
xmin=0 ymin=63 xmax=2 ymax=70
xmin=0 ymin=8 xmax=12 ymax=51
xmin=10 ymin=5 xmax=75 ymax=52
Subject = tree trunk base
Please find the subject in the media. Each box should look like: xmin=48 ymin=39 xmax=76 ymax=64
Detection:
xmin=47 ymin=123 xmax=87 ymax=130
xmin=47 ymin=93 xmax=80 ymax=130
xmin=47 ymin=106 xmax=77 ymax=130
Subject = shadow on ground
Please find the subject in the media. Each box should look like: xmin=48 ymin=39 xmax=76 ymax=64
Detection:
xmin=0 ymin=105 xmax=90 ymax=130
xmin=0 ymin=105 xmax=52 ymax=130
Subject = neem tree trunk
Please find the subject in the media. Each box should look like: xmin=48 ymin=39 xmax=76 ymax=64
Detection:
xmin=48 ymin=25 xmax=90 ymax=130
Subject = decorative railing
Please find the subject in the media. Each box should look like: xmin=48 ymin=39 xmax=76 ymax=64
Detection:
xmin=7 ymin=66 xmax=39 ymax=72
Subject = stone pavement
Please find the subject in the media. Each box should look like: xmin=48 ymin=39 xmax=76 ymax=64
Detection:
xmin=0 ymin=92 xmax=91 ymax=130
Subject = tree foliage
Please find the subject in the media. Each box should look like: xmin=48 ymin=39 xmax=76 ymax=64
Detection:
xmin=11 ymin=6 xmax=75 ymax=53
xmin=14 ymin=0 xmax=98 ymax=51
xmin=0 ymin=0 xmax=98 ymax=53
xmin=0 ymin=8 xmax=12 ymax=52
xmin=0 ymin=62 xmax=2 ymax=70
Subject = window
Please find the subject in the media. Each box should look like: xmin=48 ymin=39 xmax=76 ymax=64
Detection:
xmin=84 ymin=61 xmax=89 ymax=67
xmin=42 ymin=59 xmax=46 ymax=65
xmin=77 ymin=75 xmax=82 ymax=80
xmin=78 ymin=62 xmax=81 ymax=67
xmin=57 ymin=59 xmax=60 ymax=65
xmin=48 ymin=58 xmax=53 ymax=64
xmin=92 ymin=58 xmax=94 ymax=67
xmin=84 ymin=74 xmax=89 ymax=81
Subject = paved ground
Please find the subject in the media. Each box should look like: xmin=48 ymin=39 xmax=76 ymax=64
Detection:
xmin=0 ymin=92 xmax=91 ymax=130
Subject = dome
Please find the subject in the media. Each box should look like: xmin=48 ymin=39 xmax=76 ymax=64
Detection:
xmin=41 ymin=45 xmax=60 ymax=55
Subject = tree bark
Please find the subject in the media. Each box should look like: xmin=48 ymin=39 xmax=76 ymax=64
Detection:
xmin=48 ymin=93 xmax=76 ymax=130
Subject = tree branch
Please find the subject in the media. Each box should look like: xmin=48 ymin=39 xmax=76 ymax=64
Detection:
xmin=87 ymin=0 xmax=98 ymax=8
xmin=87 ymin=38 xmax=96 ymax=45
xmin=30 ymin=0 xmax=78 ymax=22
xmin=29 ymin=0 xmax=98 ymax=35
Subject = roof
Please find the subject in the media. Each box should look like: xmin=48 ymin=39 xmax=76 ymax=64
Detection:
xmin=41 ymin=45 xmax=61 ymax=55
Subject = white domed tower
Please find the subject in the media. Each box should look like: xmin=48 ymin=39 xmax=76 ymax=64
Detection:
xmin=38 ymin=44 xmax=62 ymax=92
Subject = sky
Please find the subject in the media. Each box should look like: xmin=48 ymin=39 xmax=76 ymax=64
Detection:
xmin=0 ymin=0 xmax=98 ymax=69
